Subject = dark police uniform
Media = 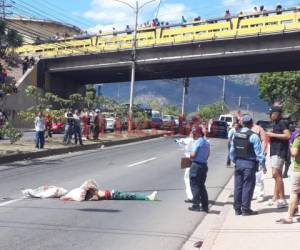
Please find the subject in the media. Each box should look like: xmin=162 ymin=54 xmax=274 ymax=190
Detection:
xmin=230 ymin=124 xmax=265 ymax=215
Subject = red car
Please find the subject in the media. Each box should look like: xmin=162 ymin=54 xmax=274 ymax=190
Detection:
xmin=51 ymin=122 xmax=65 ymax=134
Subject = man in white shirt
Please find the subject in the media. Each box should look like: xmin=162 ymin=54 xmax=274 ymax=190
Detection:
xmin=34 ymin=111 xmax=45 ymax=149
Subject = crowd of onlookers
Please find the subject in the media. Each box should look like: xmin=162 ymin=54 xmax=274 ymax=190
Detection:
xmin=34 ymin=109 xmax=112 ymax=149
xmin=110 ymin=3 xmax=286 ymax=35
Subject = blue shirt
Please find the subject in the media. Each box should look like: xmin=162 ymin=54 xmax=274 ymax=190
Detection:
xmin=228 ymin=127 xmax=236 ymax=142
xmin=191 ymin=137 xmax=210 ymax=164
xmin=230 ymin=127 xmax=265 ymax=164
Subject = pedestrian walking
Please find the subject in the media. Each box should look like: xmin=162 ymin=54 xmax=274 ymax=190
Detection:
xmin=188 ymin=126 xmax=210 ymax=212
xmin=73 ymin=110 xmax=83 ymax=145
xmin=230 ymin=115 xmax=265 ymax=216
xmin=266 ymin=106 xmax=291 ymax=208
xmin=34 ymin=111 xmax=45 ymax=149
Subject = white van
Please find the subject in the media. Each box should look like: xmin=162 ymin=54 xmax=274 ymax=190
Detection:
xmin=219 ymin=114 xmax=237 ymax=128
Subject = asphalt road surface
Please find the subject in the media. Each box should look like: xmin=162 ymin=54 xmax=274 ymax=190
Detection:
xmin=0 ymin=137 xmax=233 ymax=250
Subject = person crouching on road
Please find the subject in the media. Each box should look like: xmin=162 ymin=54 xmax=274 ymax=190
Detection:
xmin=34 ymin=111 xmax=45 ymax=149
xmin=230 ymin=115 xmax=265 ymax=216
xmin=188 ymin=125 xmax=210 ymax=213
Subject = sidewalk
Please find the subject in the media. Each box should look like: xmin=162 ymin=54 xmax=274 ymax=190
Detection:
xmin=183 ymin=168 xmax=300 ymax=250
xmin=0 ymin=130 xmax=166 ymax=164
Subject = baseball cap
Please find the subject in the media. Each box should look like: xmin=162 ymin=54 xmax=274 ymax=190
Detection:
xmin=269 ymin=106 xmax=282 ymax=114
xmin=242 ymin=115 xmax=253 ymax=124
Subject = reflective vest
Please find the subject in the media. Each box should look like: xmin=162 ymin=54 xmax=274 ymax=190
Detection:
xmin=234 ymin=130 xmax=256 ymax=160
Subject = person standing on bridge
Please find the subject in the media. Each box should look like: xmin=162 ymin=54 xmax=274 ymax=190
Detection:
xmin=230 ymin=115 xmax=265 ymax=216
xmin=188 ymin=126 xmax=210 ymax=212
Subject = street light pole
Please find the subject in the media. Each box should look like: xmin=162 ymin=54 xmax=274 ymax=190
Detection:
xmin=222 ymin=75 xmax=226 ymax=111
xmin=113 ymin=0 xmax=156 ymax=131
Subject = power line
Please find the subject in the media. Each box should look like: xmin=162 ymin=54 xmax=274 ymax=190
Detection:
xmin=11 ymin=0 xmax=77 ymax=29
xmin=32 ymin=0 xmax=93 ymax=28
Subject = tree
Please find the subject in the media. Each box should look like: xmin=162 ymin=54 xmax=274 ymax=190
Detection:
xmin=162 ymin=105 xmax=180 ymax=116
xmin=197 ymin=102 xmax=225 ymax=120
xmin=258 ymin=71 xmax=300 ymax=113
xmin=7 ymin=29 xmax=23 ymax=53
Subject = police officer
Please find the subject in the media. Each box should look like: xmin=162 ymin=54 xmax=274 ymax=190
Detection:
xmin=189 ymin=125 xmax=210 ymax=212
xmin=230 ymin=115 xmax=265 ymax=216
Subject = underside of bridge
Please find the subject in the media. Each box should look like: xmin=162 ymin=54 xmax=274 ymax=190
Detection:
xmin=37 ymin=31 xmax=300 ymax=97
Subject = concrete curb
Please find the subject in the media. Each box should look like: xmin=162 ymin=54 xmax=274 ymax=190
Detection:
xmin=0 ymin=133 xmax=164 ymax=164
xmin=182 ymin=176 xmax=234 ymax=250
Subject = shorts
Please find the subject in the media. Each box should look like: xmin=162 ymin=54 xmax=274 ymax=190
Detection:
xmin=270 ymin=155 xmax=285 ymax=170
xmin=291 ymin=172 xmax=300 ymax=194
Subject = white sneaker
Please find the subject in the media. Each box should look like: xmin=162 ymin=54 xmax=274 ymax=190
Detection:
xmin=277 ymin=199 xmax=288 ymax=209
xmin=267 ymin=199 xmax=276 ymax=206
xmin=257 ymin=196 xmax=265 ymax=202
xmin=147 ymin=191 xmax=158 ymax=201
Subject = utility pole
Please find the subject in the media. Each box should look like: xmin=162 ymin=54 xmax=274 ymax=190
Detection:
xmin=0 ymin=0 xmax=13 ymax=18
xmin=222 ymin=75 xmax=226 ymax=111
xmin=232 ymin=96 xmax=250 ymax=108
xmin=182 ymin=77 xmax=189 ymax=115
xmin=113 ymin=0 xmax=157 ymax=131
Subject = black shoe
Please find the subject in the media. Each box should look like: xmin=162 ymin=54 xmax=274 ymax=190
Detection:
xmin=184 ymin=199 xmax=193 ymax=203
xmin=242 ymin=209 xmax=258 ymax=216
xmin=188 ymin=205 xmax=201 ymax=212
xmin=200 ymin=207 xmax=209 ymax=213
xmin=235 ymin=209 xmax=242 ymax=215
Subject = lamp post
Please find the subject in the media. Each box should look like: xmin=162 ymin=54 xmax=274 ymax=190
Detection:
xmin=113 ymin=0 xmax=157 ymax=131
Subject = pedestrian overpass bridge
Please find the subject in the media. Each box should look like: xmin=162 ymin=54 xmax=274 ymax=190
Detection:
xmin=16 ymin=6 xmax=300 ymax=96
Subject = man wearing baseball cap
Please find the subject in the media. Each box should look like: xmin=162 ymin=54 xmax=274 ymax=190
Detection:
xmin=188 ymin=125 xmax=210 ymax=212
xmin=266 ymin=106 xmax=291 ymax=208
xmin=230 ymin=115 xmax=265 ymax=216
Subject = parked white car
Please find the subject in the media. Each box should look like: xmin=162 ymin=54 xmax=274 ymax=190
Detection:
xmin=219 ymin=114 xmax=237 ymax=128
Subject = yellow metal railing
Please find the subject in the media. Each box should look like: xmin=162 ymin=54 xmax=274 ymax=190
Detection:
xmin=15 ymin=6 xmax=300 ymax=58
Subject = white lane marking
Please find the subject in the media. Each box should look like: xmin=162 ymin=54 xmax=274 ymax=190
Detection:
xmin=0 ymin=198 xmax=23 ymax=207
xmin=127 ymin=157 xmax=157 ymax=168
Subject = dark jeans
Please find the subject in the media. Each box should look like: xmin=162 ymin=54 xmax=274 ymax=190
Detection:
xmin=93 ymin=126 xmax=99 ymax=140
xmin=190 ymin=162 xmax=208 ymax=209
xmin=74 ymin=126 xmax=83 ymax=145
xmin=227 ymin=142 xmax=231 ymax=165
xmin=234 ymin=159 xmax=256 ymax=211
xmin=63 ymin=124 xmax=73 ymax=144
xmin=35 ymin=131 xmax=44 ymax=149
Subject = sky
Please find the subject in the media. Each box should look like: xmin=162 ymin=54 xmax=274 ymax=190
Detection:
xmin=11 ymin=0 xmax=299 ymax=33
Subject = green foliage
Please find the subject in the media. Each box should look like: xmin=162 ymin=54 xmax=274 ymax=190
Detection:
xmin=7 ymin=29 xmax=23 ymax=49
xmin=147 ymin=99 xmax=164 ymax=112
xmin=0 ymin=20 xmax=6 ymax=36
xmin=162 ymin=105 xmax=180 ymax=116
xmin=0 ymin=122 xmax=23 ymax=144
xmin=19 ymin=107 xmax=36 ymax=121
xmin=197 ymin=102 xmax=225 ymax=120
xmin=258 ymin=71 xmax=300 ymax=113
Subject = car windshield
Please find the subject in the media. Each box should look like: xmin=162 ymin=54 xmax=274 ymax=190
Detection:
xmin=225 ymin=117 xmax=232 ymax=122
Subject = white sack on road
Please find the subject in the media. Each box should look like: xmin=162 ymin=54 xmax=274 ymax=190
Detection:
xmin=22 ymin=186 xmax=68 ymax=198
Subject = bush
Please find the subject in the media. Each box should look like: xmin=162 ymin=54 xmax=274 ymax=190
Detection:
xmin=0 ymin=122 xmax=23 ymax=144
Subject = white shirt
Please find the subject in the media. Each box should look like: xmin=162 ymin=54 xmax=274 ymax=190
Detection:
xmin=35 ymin=116 xmax=45 ymax=131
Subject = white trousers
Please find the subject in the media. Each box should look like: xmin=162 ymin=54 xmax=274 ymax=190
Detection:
xmin=253 ymin=169 xmax=265 ymax=199
xmin=184 ymin=168 xmax=193 ymax=200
